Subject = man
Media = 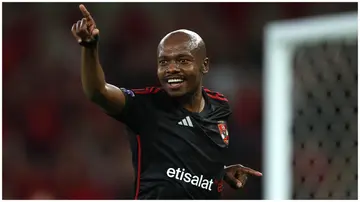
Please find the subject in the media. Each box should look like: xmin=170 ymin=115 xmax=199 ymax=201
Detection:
xmin=71 ymin=4 xmax=262 ymax=199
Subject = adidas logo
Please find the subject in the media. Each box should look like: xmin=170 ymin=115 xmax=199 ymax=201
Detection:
xmin=178 ymin=116 xmax=193 ymax=127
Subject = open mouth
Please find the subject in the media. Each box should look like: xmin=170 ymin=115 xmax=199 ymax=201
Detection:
xmin=166 ymin=78 xmax=185 ymax=89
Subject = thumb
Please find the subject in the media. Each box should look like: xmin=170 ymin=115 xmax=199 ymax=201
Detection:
xmin=235 ymin=180 xmax=243 ymax=188
xmin=225 ymin=175 xmax=243 ymax=189
xmin=92 ymin=28 xmax=99 ymax=37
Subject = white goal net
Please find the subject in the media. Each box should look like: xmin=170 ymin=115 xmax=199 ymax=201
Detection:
xmin=263 ymin=12 xmax=358 ymax=200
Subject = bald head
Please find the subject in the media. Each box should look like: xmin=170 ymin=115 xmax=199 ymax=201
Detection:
xmin=156 ymin=29 xmax=210 ymax=98
xmin=158 ymin=29 xmax=206 ymax=59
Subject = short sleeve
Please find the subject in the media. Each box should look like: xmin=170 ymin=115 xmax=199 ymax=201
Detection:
xmin=107 ymin=87 xmax=151 ymax=134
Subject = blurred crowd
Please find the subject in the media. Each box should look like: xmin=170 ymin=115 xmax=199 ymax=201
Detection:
xmin=3 ymin=2 xmax=356 ymax=199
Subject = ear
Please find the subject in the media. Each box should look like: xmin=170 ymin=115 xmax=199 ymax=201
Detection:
xmin=201 ymin=57 xmax=209 ymax=74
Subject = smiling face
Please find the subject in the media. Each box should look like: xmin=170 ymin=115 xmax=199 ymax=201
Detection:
xmin=157 ymin=30 xmax=209 ymax=97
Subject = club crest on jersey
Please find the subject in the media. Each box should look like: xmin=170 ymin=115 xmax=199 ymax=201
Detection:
xmin=217 ymin=121 xmax=229 ymax=145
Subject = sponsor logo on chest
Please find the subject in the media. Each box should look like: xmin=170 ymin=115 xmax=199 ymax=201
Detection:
xmin=166 ymin=168 xmax=214 ymax=191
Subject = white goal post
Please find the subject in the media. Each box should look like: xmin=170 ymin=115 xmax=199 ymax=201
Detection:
xmin=263 ymin=12 xmax=358 ymax=200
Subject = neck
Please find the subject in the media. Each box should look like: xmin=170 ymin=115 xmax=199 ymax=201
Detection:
xmin=179 ymin=86 xmax=204 ymax=113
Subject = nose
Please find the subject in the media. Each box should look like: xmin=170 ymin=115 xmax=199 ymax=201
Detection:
xmin=166 ymin=62 xmax=180 ymax=73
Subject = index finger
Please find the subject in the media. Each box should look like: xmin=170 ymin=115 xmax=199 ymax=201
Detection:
xmin=242 ymin=166 xmax=262 ymax=176
xmin=79 ymin=4 xmax=91 ymax=19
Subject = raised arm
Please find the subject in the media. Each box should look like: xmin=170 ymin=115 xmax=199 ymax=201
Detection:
xmin=71 ymin=4 xmax=125 ymax=116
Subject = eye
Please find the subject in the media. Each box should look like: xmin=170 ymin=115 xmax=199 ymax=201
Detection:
xmin=159 ymin=60 xmax=168 ymax=66
xmin=179 ymin=59 xmax=190 ymax=64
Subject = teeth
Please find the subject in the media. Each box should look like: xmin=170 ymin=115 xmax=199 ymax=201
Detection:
xmin=167 ymin=79 xmax=183 ymax=83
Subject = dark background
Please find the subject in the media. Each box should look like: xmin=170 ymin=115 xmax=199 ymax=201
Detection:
xmin=3 ymin=2 xmax=357 ymax=199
